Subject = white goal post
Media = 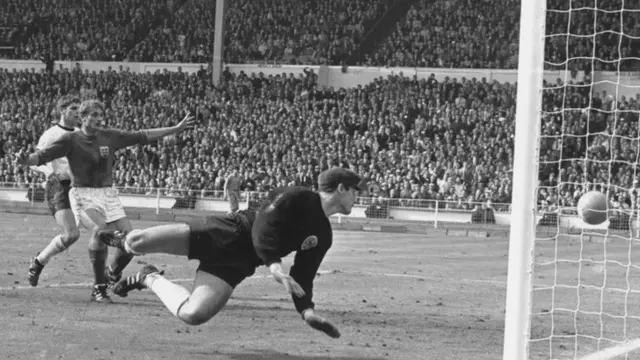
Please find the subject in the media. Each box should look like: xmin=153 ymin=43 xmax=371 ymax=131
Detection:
xmin=502 ymin=0 xmax=547 ymax=358
xmin=504 ymin=0 xmax=640 ymax=359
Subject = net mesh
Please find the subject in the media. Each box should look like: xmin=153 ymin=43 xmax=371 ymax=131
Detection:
xmin=530 ymin=0 xmax=640 ymax=359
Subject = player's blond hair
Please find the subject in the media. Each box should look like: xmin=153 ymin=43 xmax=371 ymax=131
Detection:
xmin=78 ymin=100 xmax=105 ymax=119
xmin=56 ymin=95 xmax=80 ymax=113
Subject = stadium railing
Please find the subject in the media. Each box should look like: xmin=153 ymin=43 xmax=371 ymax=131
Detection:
xmin=3 ymin=183 xmax=636 ymax=233
xmin=0 ymin=182 xmax=512 ymax=228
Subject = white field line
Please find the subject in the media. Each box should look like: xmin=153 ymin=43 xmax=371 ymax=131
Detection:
xmin=0 ymin=277 xmax=194 ymax=291
xmin=0 ymin=269 xmax=515 ymax=292
xmin=0 ymin=269 xmax=617 ymax=292
xmin=0 ymin=269 xmax=630 ymax=299
xmin=578 ymin=338 xmax=640 ymax=360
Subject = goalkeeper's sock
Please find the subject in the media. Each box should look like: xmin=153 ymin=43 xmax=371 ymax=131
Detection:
xmin=145 ymin=274 xmax=190 ymax=317
xmin=37 ymin=235 xmax=66 ymax=266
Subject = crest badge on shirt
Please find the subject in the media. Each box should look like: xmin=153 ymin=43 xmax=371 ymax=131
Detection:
xmin=301 ymin=235 xmax=318 ymax=251
xmin=99 ymin=146 xmax=110 ymax=158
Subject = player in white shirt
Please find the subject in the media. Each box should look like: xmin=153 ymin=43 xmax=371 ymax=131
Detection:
xmin=27 ymin=95 xmax=82 ymax=286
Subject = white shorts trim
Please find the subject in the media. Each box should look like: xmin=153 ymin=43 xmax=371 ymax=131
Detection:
xmin=69 ymin=187 xmax=127 ymax=225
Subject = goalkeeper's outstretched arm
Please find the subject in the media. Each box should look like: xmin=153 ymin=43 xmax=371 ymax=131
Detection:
xmin=289 ymin=245 xmax=341 ymax=339
xmin=256 ymin=231 xmax=340 ymax=338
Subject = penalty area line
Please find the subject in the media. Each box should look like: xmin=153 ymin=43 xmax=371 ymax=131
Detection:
xmin=3 ymin=271 xmax=629 ymax=297
xmin=0 ymin=272 xmax=327 ymax=291
xmin=0 ymin=277 xmax=194 ymax=291
xmin=0 ymin=270 xmax=505 ymax=291
xmin=578 ymin=338 xmax=640 ymax=360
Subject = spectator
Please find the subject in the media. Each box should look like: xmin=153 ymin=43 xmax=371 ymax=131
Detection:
xmin=366 ymin=0 xmax=640 ymax=71
xmin=367 ymin=0 xmax=520 ymax=68
xmin=3 ymin=0 xmax=178 ymax=62
xmin=224 ymin=167 xmax=242 ymax=213
xmin=0 ymin=62 xmax=638 ymax=217
xmin=1 ymin=0 xmax=389 ymax=65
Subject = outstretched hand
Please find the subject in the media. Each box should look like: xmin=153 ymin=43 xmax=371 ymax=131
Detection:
xmin=272 ymin=271 xmax=306 ymax=298
xmin=176 ymin=112 xmax=195 ymax=131
xmin=303 ymin=310 xmax=341 ymax=338
xmin=269 ymin=263 xmax=306 ymax=298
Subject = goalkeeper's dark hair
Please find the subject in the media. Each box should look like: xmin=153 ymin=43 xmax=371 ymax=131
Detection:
xmin=56 ymin=95 xmax=81 ymax=113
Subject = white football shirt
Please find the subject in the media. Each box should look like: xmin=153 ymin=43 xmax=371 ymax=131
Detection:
xmin=33 ymin=124 xmax=76 ymax=180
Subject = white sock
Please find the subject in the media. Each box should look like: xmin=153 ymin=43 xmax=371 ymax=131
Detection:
xmin=145 ymin=274 xmax=190 ymax=317
xmin=36 ymin=235 xmax=66 ymax=266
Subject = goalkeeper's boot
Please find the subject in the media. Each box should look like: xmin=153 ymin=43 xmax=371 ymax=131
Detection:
xmin=106 ymin=267 xmax=122 ymax=293
xmin=91 ymin=284 xmax=113 ymax=303
xmin=27 ymin=256 xmax=44 ymax=287
xmin=97 ymin=229 xmax=126 ymax=250
xmin=112 ymin=265 xmax=164 ymax=297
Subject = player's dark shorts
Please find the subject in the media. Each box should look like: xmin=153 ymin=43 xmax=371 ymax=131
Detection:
xmin=45 ymin=180 xmax=72 ymax=216
xmin=187 ymin=212 xmax=258 ymax=288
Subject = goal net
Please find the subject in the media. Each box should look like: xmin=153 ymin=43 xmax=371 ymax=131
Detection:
xmin=505 ymin=0 xmax=640 ymax=359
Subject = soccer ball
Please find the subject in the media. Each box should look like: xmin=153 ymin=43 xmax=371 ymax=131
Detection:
xmin=577 ymin=190 xmax=609 ymax=225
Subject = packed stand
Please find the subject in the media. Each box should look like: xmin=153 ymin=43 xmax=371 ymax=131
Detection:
xmin=128 ymin=0 xmax=390 ymax=64
xmin=545 ymin=0 xmax=640 ymax=72
xmin=0 ymin=66 xmax=517 ymax=212
xmin=0 ymin=65 xmax=637 ymax=215
xmin=127 ymin=0 xmax=214 ymax=63
xmin=365 ymin=0 xmax=520 ymax=68
xmin=1 ymin=0 xmax=182 ymax=61
xmin=365 ymin=0 xmax=640 ymax=71
xmin=538 ymin=73 xmax=640 ymax=219
xmin=0 ymin=0 xmax=389 ymax=65
xmin=2 ymin=0 xmax=639 ymax=70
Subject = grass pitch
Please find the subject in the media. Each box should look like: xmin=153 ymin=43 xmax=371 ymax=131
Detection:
xmin=5 ymin=213 xmax=637 ymax=359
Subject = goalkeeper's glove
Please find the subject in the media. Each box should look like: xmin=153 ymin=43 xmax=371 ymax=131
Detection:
xmin=269 ymin=262 xmax=305 ymax=297
xmin=302 ymin=309 xmax=341 ymax=339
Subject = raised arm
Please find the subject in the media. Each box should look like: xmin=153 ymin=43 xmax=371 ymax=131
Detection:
xmin=109 ymin=112 xmax=195 ymax=149
xmin=144 ymin=112 xmax=194 ymax=142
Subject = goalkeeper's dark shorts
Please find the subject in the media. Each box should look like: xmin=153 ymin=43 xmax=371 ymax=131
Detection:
xmin=187 ymin=212 xmax=259 ymax=288
xmin=45 ymin=180 xmax=72 ymax=216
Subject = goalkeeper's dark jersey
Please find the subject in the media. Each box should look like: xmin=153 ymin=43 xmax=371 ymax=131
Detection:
xmin=250 ymin=186 xmax=333 ymax=314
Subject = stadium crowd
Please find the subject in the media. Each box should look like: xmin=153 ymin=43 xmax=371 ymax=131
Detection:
xmin=1 ymin=0 xmax=389 ymax=65
xmin=364 ymin=0 xmax=521 ymax=69
xmin=2 ymin=0 xmax=638 ymax=70
xmin=364 ymin=0 xmax=640 ymax=71
xmin=2 ymin=0 xmax=179 ymax=62
xmin=0 ymin=0 xmax=638 ymax=216
xmin=1 ymin=63 xmax=638 ymax=214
